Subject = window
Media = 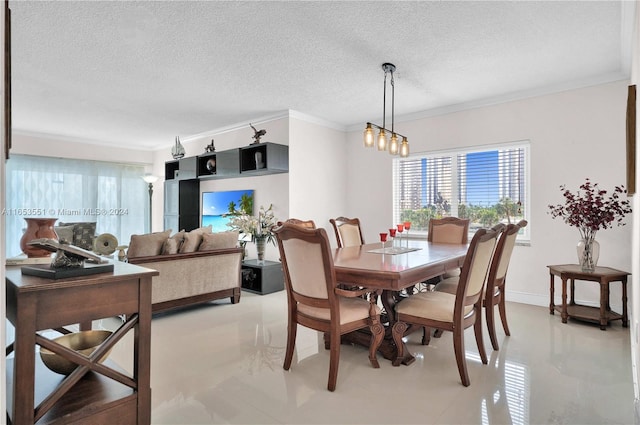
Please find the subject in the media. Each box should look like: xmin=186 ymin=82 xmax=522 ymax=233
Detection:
xmin=5 ymin=154 xmax=148 ymax=257
xmin=393 ymin=141 xmax=530 ymax=242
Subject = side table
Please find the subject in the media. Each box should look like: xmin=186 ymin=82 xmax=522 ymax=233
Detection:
xmin=5 ymin=261 xmax=158 ymax=424
xmin=548 ymin=264 xmax=630 ymax=330
xmin=241 ymin=259 xmax=284 ymax=295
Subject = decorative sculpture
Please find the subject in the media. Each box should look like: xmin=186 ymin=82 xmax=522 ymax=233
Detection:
xmin=172 ymin=136 xmax=186 ymax=159
xmin=204 ymin=139 xmax=216 ymax=153
xmin=250 ymin=123 xmax=267 ymax=144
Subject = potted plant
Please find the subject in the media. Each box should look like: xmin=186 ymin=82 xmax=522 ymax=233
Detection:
xmin=548 ymin=178 xmax=631 ymax=272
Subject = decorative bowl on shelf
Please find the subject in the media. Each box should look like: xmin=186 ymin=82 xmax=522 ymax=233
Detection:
xmin=39 ymin=330 xmax=113 ymax=375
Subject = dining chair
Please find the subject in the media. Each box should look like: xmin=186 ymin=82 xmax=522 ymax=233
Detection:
xmin=391 ymin=227 xmax=499 ymax=386
xmin=428 ymin=217 xmax=470 ymax=244
xmin=329 ymin=216 xmax=365 ymax=248
xmin=435 ymin=220 xmax=527 ymax=350
xmin=416 ymin=216 xmax=472 ymax=340
xmin=424 ymin=217 xmax=471 ymax=283
xmin=277 ymin=218 xmax=317 ymax=229
xmin=273 ymin=222 xmax=384 ymax=391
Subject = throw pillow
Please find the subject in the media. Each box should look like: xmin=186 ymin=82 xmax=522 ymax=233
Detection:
xmin=59 ymin=221 xmax=97 ymax=250
xmin=127 ymin=230 xmax=172 ymax=258
xmin=161 ymin=238 xmax=179 ymax=255
xmin=193 ymin=224 xmax=213 ymax=234
xmin=199 ymin=231 xmax=239 ymax=251
xmin=179 ymin=231 xmax=204 ymax=253
xmin=169 ymin=230 xmax=186 ymax=251
xmin=54 ymin=225 xmax=75 ymax=244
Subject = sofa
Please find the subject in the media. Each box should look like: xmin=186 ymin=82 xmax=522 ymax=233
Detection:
xmin=126 ymin=227 xmax=243 ymax=314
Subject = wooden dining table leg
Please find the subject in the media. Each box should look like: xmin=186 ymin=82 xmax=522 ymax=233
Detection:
xmin=380 ymin=290 xmax=398 ymax=324
xmin=380 ymin=290 xmax=415 ymax=366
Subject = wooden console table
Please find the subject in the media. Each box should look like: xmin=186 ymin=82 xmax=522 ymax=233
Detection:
xmin=548 ymin=264 xmax=630 ymax=330
xmin=5 ymin=261 xmax=158 ymax=424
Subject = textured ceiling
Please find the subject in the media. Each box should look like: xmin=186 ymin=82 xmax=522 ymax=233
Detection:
xmin=9 ymin=1 xmax=633 ymax=150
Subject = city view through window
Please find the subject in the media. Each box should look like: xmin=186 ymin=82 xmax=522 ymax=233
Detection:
xmin=393 ymin=142 xmax=529 ymax=238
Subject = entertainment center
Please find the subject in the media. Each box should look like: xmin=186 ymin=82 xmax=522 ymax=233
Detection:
xmin=163 ymin=142 xmax=289 ymax=232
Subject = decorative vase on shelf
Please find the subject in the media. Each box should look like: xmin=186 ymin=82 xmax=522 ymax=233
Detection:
xmin=577 ymin=235 xmax=600 ymax=272
xmin=20 ymin=217 xmax=58 ymax=257
xmin=171 ymin=136 xmax=186 ymax=159
xmin=255 ymin=237 xmax=266 ymax=264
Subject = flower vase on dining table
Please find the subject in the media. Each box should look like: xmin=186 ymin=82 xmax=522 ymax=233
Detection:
xmin=577 ymin=234 xmax=599 ymax=272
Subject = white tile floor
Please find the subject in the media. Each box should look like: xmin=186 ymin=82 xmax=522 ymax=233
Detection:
xmin=98 ymin=290 xmax=635 ymax=424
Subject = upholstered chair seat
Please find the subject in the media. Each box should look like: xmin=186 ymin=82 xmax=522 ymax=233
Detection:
xmin=396 ymin=291 xmax=475 ymax=322
xmin=298 ymin=297 xmax=381 ymax=324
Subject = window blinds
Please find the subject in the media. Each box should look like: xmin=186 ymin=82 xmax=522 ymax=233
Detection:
xmin=393 ymin=142 xmax=529 ymax=240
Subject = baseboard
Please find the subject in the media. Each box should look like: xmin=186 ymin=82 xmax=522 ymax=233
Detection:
xmin=505 ymin=289 xmax=624 ymax=312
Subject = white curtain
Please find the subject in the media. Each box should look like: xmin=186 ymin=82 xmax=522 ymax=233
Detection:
xmin=5 ymin=154 xmax=147 ymax=257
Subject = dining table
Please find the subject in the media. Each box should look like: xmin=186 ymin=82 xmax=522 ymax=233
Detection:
xmin=332 ymin=239 xmax=469 ymax=365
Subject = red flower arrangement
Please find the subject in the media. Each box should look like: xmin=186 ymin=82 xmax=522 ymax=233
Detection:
xmin=548 ymin=178 xmax=632 ymax=240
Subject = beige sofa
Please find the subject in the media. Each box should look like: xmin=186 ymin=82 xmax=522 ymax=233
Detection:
xmin=129 ymin=247 xmax=243 ymax=314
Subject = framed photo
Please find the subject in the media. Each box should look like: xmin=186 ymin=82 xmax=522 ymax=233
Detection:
xmin=626 ymin=85 xmax=636 ymax=195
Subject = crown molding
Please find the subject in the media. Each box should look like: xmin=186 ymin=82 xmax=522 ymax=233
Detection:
xmin=11 ymin=129 xmax=158 ymax=151
xmin=171 ymin=110 xmax=345 ymax=150
xmin=176 ymin=110 xmax=291 ymax=146
xmin=288 ymin=110 xmax=347 ymax=131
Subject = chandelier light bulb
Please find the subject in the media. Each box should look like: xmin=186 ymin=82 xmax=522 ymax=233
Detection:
xmin=399 ymin=137 xmax=410 ymax=157
xmin=363 ymin=123 xmax=374 ymax=147
xmin=377 ymin=128 xmax=387 ymax=151
xmin=389 ymin=133 xmax=399 ymax=155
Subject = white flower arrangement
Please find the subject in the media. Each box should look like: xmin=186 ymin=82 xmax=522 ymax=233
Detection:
xmin=226 ymin=204 xmax=278 ymax=245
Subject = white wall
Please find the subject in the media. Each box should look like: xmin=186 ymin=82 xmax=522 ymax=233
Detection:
xmin=346 ymin=81 xmax=632 ymax=309
xmin=288 ymin=116 xmax=349 ymax=245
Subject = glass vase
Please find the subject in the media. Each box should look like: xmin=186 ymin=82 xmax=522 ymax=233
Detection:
xmin=255 ymin=237 xmax=266 ymax=264
xmin=576 ymin=236 xmax=599 ymax=272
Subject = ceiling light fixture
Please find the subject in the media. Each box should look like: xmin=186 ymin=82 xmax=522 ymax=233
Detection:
xmin=364 ymin=62 xmax=409 ymax=157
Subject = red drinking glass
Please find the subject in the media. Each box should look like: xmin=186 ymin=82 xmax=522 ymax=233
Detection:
xmin=379 ymin=232 xmax=388 ymax=249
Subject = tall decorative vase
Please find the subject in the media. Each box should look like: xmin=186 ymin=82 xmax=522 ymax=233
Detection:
xmin=577 ymin=235 xmax=600 ymax=272
xmin=20 ymin=217 xmax=58 ymax=257
xmin=255 ymin=237 xmax=266 ymax=264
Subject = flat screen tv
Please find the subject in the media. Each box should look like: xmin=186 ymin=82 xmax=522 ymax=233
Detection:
xmin=201 ymin=189 xmax=254 ymax=232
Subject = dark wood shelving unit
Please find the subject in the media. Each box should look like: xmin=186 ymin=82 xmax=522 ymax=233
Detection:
xmin=163 ymin=143 xmax=288 ymax=233
xmin=239 ymin=142 xmax=288 ymax=175
xmin=164 ymin=156 xmax=196 ymax=181
xmin=164 ymin=178 xmax=199 ymax=232
xmin=196 ymin=149 xmax=241 ymax=180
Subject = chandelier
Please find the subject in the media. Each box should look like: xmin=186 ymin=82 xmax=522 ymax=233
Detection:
xmin=363 ymin=62 xmax=409 ymax=157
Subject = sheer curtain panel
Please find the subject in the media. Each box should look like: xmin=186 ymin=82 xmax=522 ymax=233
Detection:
xmin=5 ymin=154 xmax=147 ymax=257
